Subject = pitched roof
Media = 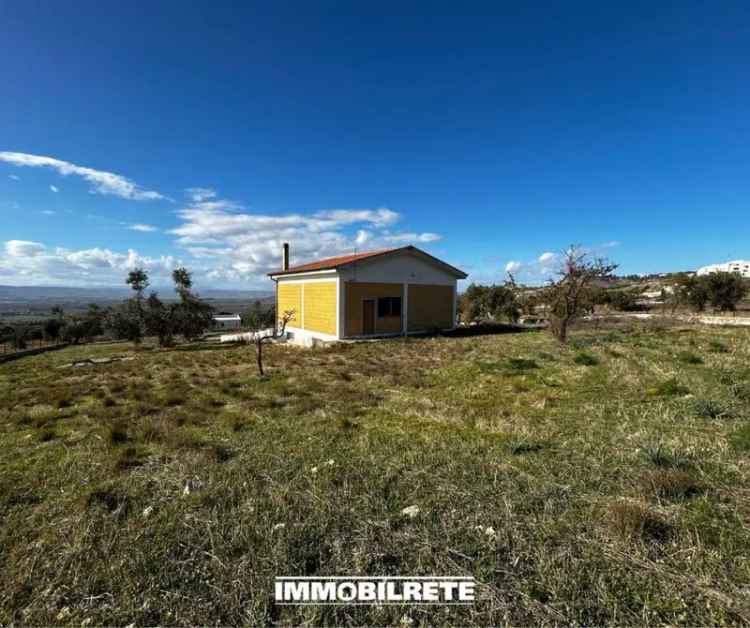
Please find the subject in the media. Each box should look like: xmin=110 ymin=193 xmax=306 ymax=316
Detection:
xmin=268 ymin=245 xmax=467 ymax=278
xmin=268 ymin=248 xmax=398 ymax=276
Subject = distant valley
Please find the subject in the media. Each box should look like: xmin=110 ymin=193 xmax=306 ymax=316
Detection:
xmin=0 ymin=285 xmax=274 ymax=321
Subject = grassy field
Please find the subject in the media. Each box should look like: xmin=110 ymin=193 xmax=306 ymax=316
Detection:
xmin=2 ymin=321 xmax=750 ymax=625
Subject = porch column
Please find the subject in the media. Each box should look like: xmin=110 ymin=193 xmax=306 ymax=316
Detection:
xmin=402 ymin=283 xmax=409 ymax=335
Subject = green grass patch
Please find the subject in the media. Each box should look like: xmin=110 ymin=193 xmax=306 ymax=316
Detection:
xmin=1 ymin=323 xmax=749 ymax=625
xmin=573 ymin=351 xmax=599 ymax=366
xmin=505 ymin=357 xmax=539 ymax=371
xmin=646 ymin=378 xmax=690 ymax=397
xmin=678 ymin=351 xmax=704 ymax=365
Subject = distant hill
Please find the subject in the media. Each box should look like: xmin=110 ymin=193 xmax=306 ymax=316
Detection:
xmin=0 ymin=285 xmax=273 ymax=303
xmin=0 ymin=285 xmax=274 ymax=322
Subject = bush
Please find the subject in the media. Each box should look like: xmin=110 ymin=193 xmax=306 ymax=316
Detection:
xmin=709 ymin=340 xmax=729 ymax=353
xmin=640 ymin=468 xmax=701 ymax=500
xmin=607 ymin=290 xmax=642 ymax=312
xmin=506 ymin=357 xmax=538 ymax=371
xmin=647 ymin=378 xmax=689 ymax=397
xmin=641 ymin=444 xmax=690 ymax=468
xmin=705 ymin=272 xmax=748 ymax=312
xmin=461 ymin=283 xmax=520 ymax=324
xmin=692 ymin=398 xmax=727 ymax=419
xmin=607 ymin=501 xmax=672 ymax=543
xmin=678 ymin=351 xmax=703 ymax=365
xmin=574 ymin=352 xmax=599 ymax=366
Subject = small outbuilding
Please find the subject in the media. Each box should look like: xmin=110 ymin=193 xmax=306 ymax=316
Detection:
xmin=212 ymin=313 xmax=242 ymax=330
xmin=268 ymin=244 xmax=467 ymax=342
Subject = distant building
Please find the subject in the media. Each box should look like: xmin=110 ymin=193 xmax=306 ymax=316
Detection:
xmin=212 ymin=313 xmax=242 ymax=330
xmin=697 ymin=260 xmax=750 ymax=278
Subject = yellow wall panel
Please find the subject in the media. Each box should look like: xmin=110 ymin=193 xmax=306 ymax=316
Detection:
xmin=302 ymin=282 xmax=337 ymax=336
xmin=276 ymin=283 xmax=301 ymax=327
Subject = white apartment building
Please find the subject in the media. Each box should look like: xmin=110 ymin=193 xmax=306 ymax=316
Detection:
xmin=696 ymin=260 xmax=750 ymax=278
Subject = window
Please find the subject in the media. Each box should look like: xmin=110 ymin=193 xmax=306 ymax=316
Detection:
xmin=377 ymin=296 xmax=402 ymax=317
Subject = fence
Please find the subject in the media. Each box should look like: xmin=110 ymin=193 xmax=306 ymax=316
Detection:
xmin=0 ymin=337 xmax=65 ymax=356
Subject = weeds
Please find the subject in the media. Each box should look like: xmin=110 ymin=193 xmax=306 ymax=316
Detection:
xmin=692 ymin=398 xmax=728 ymax=419
xmin=640 ymin=469 xmax=702 ymax=500
xmin=505 ymin=357 xmax=538 ymax=371
xmin=108 ymin=420 xmax=129 ymax=445
xmin=1 ymin=323 xmax=749 ymax=625
xmin=709 ymin=340 xmax=729 ymax=353
xmin=641 ymin=444 xmax=691 ymax=469
xmin=607 ymin=501 xmax=672 ymax=543
xmin=647 ymin=378 xmax=690 ymax=397
xmin=573 ymin=351 xmax=599 ymax=366
xmin=729 ymin=423 xmax=750 ymax=452
xmin=678 ymin=351 xmax=704 ymax=365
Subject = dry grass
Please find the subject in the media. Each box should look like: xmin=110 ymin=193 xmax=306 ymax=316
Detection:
xmin=1 ymin=321 xmax=750 ymax=624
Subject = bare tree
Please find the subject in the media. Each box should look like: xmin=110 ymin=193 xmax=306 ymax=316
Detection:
xmin=245 ymin=309 xmax=295 ymax=378
xmin=541 ymin=246 xmax=618 ymax=342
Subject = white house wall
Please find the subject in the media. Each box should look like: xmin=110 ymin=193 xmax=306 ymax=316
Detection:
xmin=337 ymin=251 xmax=458 ymax=286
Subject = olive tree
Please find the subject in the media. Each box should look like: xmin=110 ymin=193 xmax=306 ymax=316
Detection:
xmin=244 ymin=309 xmax=295 ymax=378
xmin=541 ymin=246 xmax=618 ymax=342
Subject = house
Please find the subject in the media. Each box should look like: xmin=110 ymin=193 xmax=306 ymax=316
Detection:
xmin=697 ymin=260 xmax=750 ymax=279
xmin=268 ymin=244 xmax=467 ymax=342
xmin=212 ymin=313 xmax=242 ymax=330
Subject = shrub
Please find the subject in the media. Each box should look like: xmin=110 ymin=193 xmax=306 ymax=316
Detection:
xmin=87 ymin=489 xmax=129 ymax=516
xmin=574 ymin=352 xmax=599 ymax=366
xmin=608 ymin=290 xmax=642 ymax=312
xmin=338 ymin=417 xmax=359 ymax=430
xmin=705 ymin=272 xmax=748 ymax=312
xmin=509 ymin=440 xmax=544 ymax=455
xmin=116 ymin=446 xmax=147 ymax=470
xmin=730 ymin=423 xmax=750 ymax=452
xmin=39 ymin=429 xmax=57 ymax=442
xmin=506 ymin=358 xmax=538 ymax=371
xmin=709 ymin=340 xmax=729 ymax=354
xmin=731 ymin=383 xmax=750 ymax=402
xmin=640 ymin=469 xmax=702 ymax=500
xmin=607 ymin=501 xmax=672 ymax=543
xmin=647 ymin=378 xmax=689 ymax=397
xmin=641 ymin=444 xmax=690 ymax=469
xmin=692 ymin=398 xmax=727 ymax=419
xmin=678 ymin=351 xmax=703 ymax=365
xmin=108 ymin=421 xmax=129 ymax=445
xmin=212 ymin=444 xmax=233 ymax=463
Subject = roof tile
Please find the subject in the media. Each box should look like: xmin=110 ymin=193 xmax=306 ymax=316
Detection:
xmin=269 ymin=248 xmax=400 ymax=276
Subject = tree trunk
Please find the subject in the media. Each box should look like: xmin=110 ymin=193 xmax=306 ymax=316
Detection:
xmin=256 ymin=339 xmax=264 ymax=376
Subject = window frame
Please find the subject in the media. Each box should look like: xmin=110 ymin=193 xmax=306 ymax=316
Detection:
xmin=376 ymin=296 xmax=402 ymax=318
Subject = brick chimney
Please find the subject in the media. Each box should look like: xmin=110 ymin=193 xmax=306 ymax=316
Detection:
xmin=282 ymin=242 xmax=290 ymax=271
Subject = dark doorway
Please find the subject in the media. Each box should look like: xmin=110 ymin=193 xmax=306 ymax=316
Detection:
xmin=362 ymin=299 xmax=375 ymax=334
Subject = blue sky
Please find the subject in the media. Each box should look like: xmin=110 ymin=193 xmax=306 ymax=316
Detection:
xmin=1 ymin=1 xmax=748 ymax=288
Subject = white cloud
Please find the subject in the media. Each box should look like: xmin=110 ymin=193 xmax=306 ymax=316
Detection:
xmin=384 ymin=232 xmax=442 ymax=244
xmin=355 ymin=229 xmax=371 ymax=246
xmin=1 ymin=187 xmax=446 ymax=287
xmin=50 ymin=184 xmax=58 ymax=193
xmin=505 ymin=260 xmax=522 ymax=273
xmin=538 ymin=251 xmax=556 ymax=264
xmin=5 ymin=240 xmax=46 ymax=257
xmin=42 ymin=210 xmax=56 ymax=216
xmin=185 ymin=187 xmax=217 ymax=202
xmin=314 ymin=208 xmax=399 ymax=228
xmin=8 ymin=174 xmax=20 ymax=181
xmin=0 ymin=152 xmax=166 ymax=201
xmin=165 ymin=192 xmax=443 ymax=284
xmin=1 ymin=239 xmax=179 ymax=286
xmin=600 ymin=240 xmax=621 ymax=249
xmin=128 ymin=223 xmax=158 ymax=232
